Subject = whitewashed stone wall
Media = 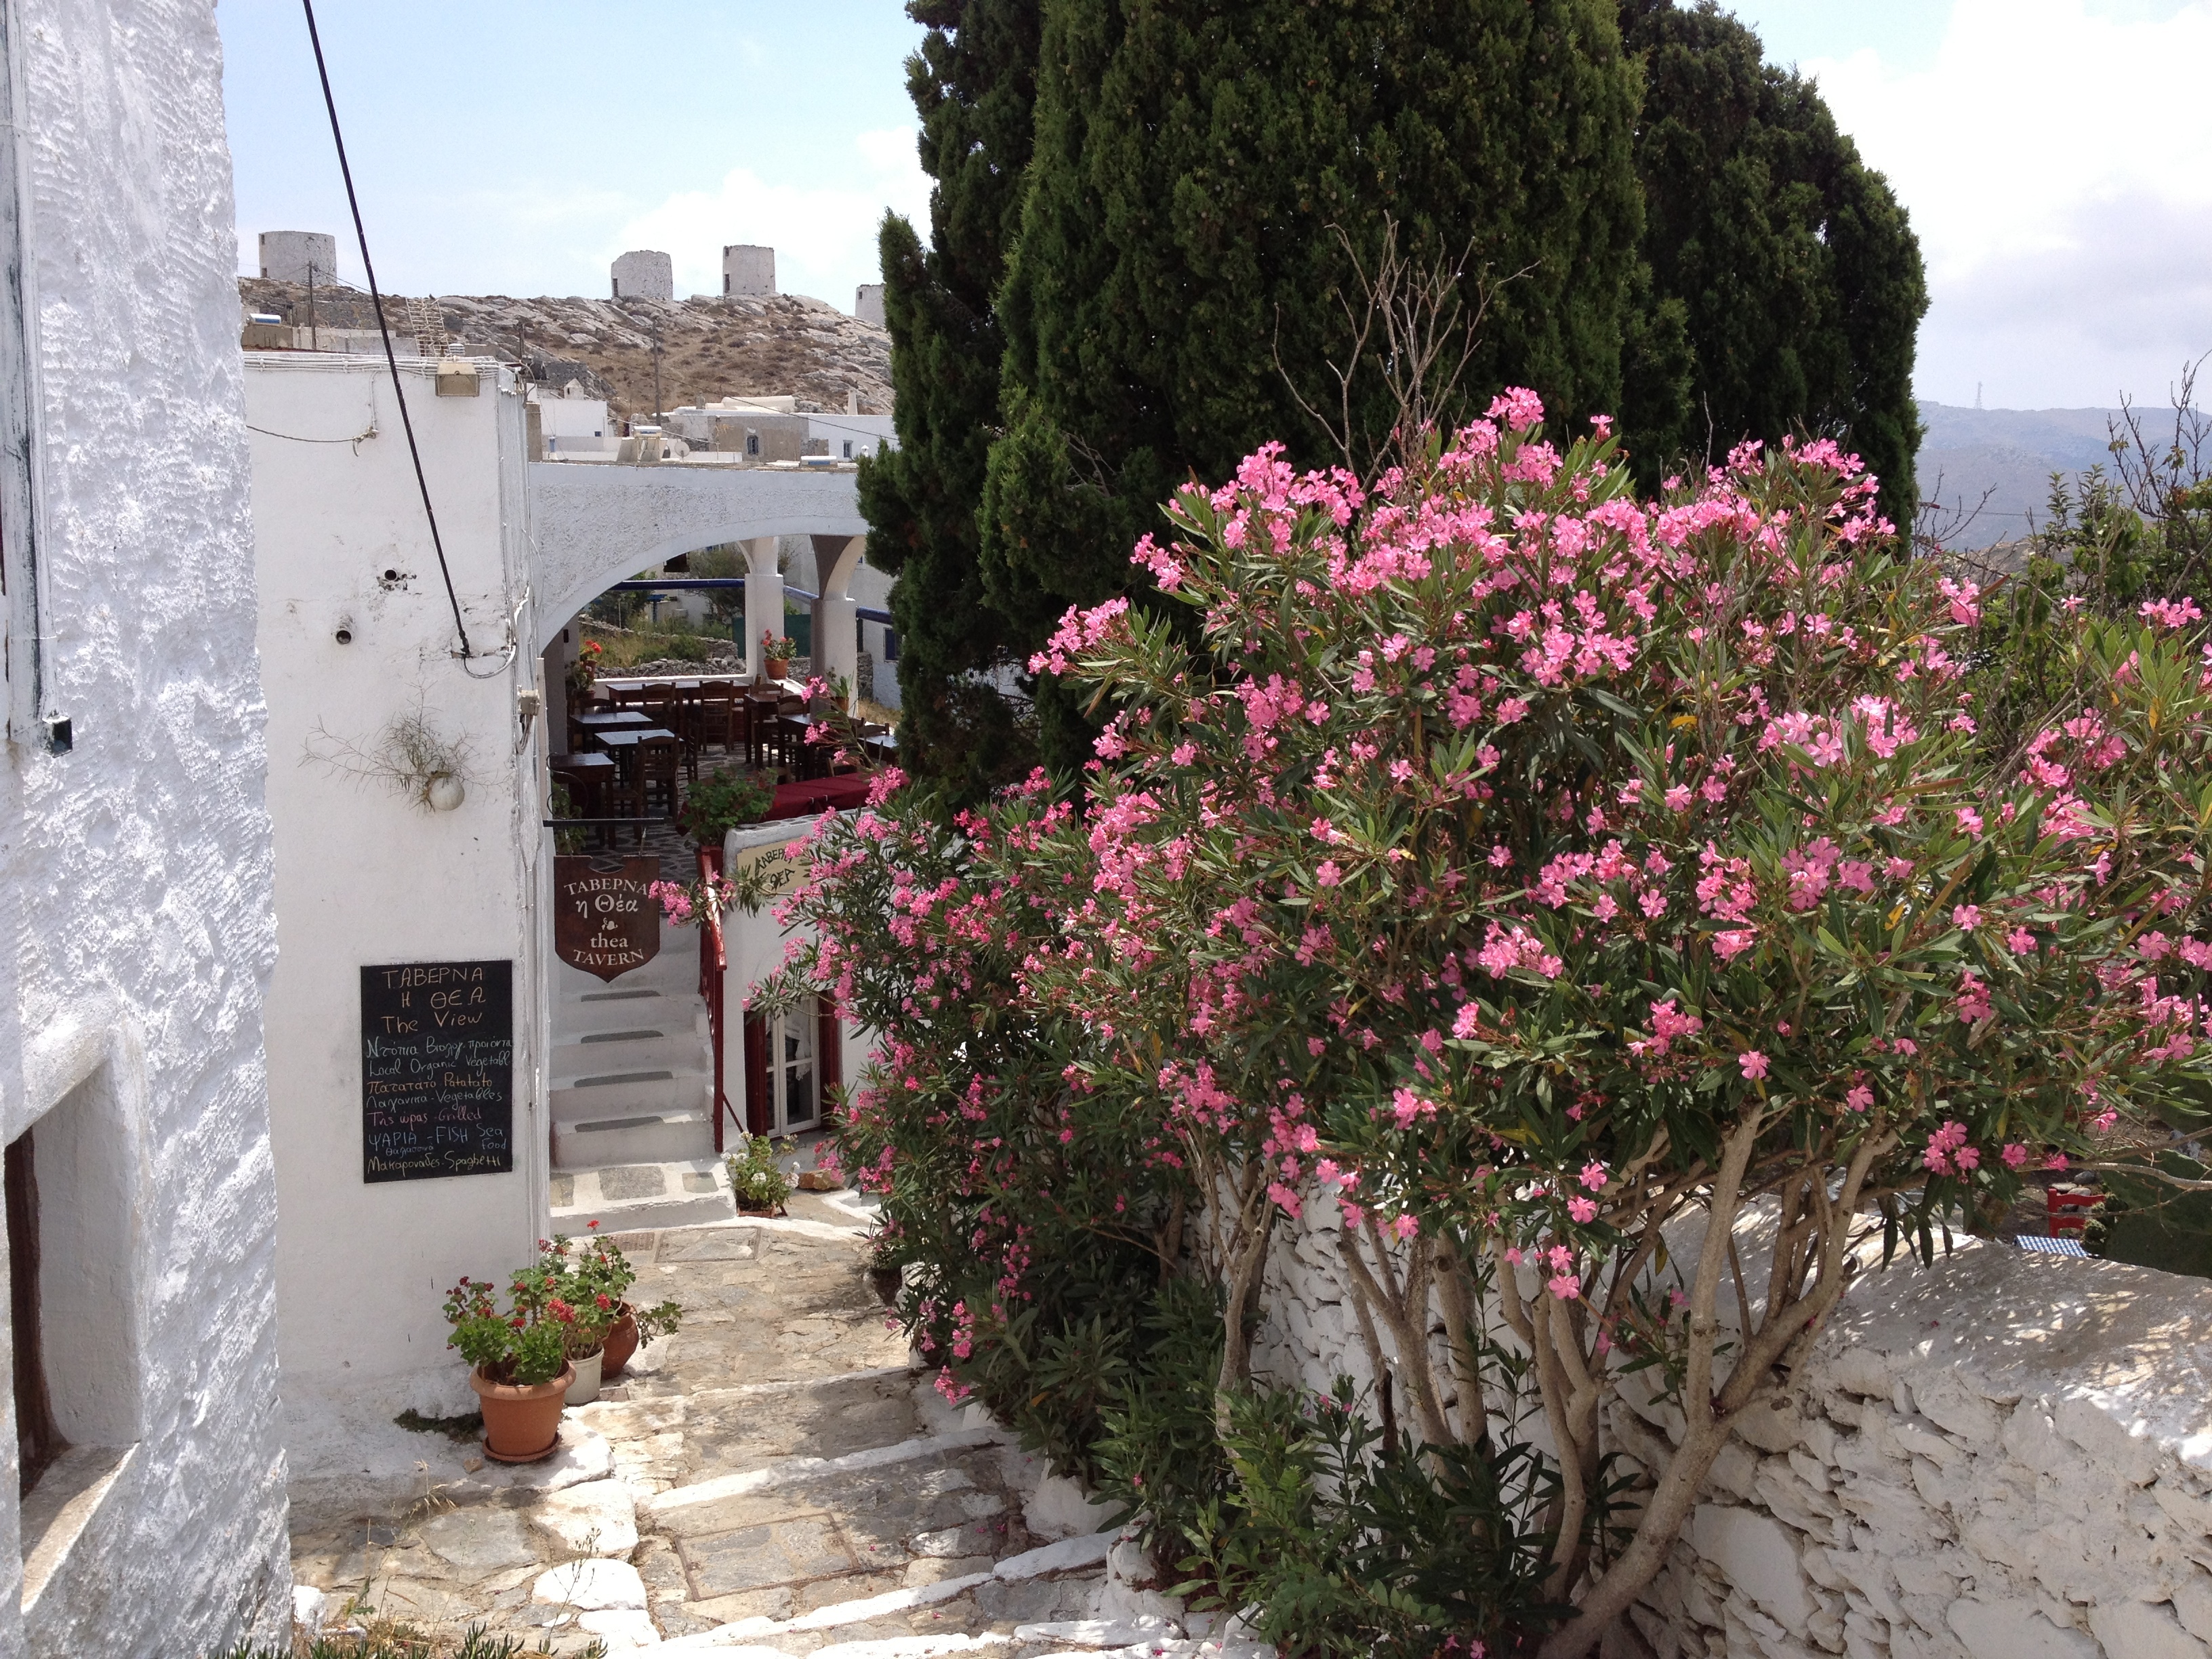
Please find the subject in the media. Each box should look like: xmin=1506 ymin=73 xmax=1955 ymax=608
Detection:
xmin=1247 ymin=1204 xmax=2212 ymax=1659
xmin=1618 ymin=1242 xmax=2212 ymax=1659
xmin=0 ymin=0 xmax=289 ymax=1652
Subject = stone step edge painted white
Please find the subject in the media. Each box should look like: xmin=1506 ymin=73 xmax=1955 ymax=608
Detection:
xmin=552 ymin=1052 xmax=710 ymax=1080
xmin=553 ymin=1124 xmax=716 ymax=1176
xmin=556 ymin=981 xmax=693 ymax=1010
xmin=653 ymin=1635 xmax=1259 ymax=1659
xmin=554 ymin=956 xmax=698 ymax=998
xmin=699 ymin=1530 xmax=1117 ymax=1642
xmin=647 ymin=1425 xmax=1015 ymax=1517
xmin=551 ymin=1074 xmax=714 ymax=1115
xmin=677 ymin=1362 xmax=923 ymax=1406
xmin=550 ymin=1158 xmax=733 ymax=1229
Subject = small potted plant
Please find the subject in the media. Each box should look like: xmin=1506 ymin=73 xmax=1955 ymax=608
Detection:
xmin=760 ymin=630 xmax=797 ymax=682
xmin=527 ymin=1235 xmax=616 ymax=1406
xmin=563 ymin=1223 xmax=682 ymax=1379
xmin=443 ymin=1267 xmax=575 ymax=1463
xmin=676 ymin=770 xmax=776 ymax=846
xmin=728 ymin=1133 xmax=795 ymax=1215
xmin=567 ymin=636 xmax=605 ymax=701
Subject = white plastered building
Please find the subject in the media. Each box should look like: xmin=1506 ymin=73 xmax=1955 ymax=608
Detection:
xmin=243 ymin=352 xmax=555 ymax=1519
xmin=0 ymin=0 xmax=292 ymax=1650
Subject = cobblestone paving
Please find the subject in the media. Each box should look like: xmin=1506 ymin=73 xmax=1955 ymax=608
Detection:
xmin=288 ymin=1194 xmax=1197 ymax=1656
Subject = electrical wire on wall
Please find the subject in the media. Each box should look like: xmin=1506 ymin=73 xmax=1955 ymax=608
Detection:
xmin=301 ymin=0 xmax=510 ymax=675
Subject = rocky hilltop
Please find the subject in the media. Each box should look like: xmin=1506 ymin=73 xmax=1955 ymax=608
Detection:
xmin=238 ymin=278 xmax=893 ymax=420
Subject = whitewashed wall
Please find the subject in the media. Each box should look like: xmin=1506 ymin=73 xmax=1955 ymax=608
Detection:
xmin=1248 ymin=1202 xmax=2212 ymax=1659
xmin=0 ymin=0 xmax=289 ymax=1652
xmin=247 ymin=354 xmax=552 ymax=1506
xmin=1618 ymin=1243 xmax=2212 ymax=1659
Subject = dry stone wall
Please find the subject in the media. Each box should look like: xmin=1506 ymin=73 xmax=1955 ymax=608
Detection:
xmin=1618 ymin=1243 xmax=2212 ymax=1659
xmin=1244 ymin=1200 xmax=2212 ymax=1659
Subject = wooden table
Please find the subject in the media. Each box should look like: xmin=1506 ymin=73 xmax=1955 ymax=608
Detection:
xmin=592 ymin=727 xmax=676 ymax=790
xmin=592 ymin=726 xmax=676 ymax=754
xmin=577 ymin=709 xmax=651 ymax=729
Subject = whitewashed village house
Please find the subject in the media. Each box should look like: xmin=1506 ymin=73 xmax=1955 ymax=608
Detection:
xmin=0 ymin=0 xmax=290 ymax=1651
xmin=243 ymin=331 xmax=884 ymax=1519
xmin=0 ymin=0 xmax=891 ymax=1630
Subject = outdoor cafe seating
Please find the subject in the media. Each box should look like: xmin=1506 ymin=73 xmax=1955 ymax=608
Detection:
xmin=558 ymin=670 xmax=885 ymax=841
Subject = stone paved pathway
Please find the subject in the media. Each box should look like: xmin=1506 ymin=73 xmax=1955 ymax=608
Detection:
xmin=289 ymin=1193 xmax=1248 ymax=1658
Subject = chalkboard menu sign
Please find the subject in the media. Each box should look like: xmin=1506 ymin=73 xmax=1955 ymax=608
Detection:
xmin=360 ymin=960 xmax=514 ymax=1183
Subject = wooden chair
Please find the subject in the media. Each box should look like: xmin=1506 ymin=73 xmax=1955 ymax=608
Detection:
xmin=636 ymin=732 xmax=682 ymax=824
xmin=549 ymin=752 xmax=617 ymax=848
xmin=699 ymin=682 xmax=741 ymax=755
xmin=640 ymin=685 xmax=697 ymax=783
xmin=744 ymin=689 xmax=783 ymax=768
xmin=772 ymin=697 xmax=807 ymax=775
xmin=672 ymin=682 xmax=705 ymax=780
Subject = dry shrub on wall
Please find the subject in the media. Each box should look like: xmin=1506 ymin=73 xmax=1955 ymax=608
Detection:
xmin=777 ymin=396 xmax=2212 ymax=1658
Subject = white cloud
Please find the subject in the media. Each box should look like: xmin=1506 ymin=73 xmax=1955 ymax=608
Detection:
xmin=1801 ymin=0 xmax=2212 ymax=407
xmin=609 ymin=131 xmax=930 ymax=312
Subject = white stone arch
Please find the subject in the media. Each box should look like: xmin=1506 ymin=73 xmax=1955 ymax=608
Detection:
xmin=526 ymin=464 xmax=869 ymax=657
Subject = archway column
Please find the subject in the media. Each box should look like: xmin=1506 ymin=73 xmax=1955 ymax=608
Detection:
xmin=810 ymin=534 xmax=865 ymax=710
xmin=742 ymin=537 xmax=783 ymax=681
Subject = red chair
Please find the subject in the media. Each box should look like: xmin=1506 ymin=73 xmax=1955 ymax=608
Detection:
xmin=2046 ymin=1187 xmax=2102 ymax=1237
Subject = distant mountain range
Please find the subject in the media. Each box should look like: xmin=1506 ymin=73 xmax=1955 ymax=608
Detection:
xmin=1913 ymin=401 xmax=2151 ymax=551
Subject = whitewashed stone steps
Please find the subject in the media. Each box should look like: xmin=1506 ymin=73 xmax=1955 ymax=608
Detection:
xmin=550 ymin=1155 xmax=733 ymax=1230
xmin=554 ymin=1032 xmax=710 ymax=1078
xmin=554 ymin=1101 xmax=716 ymax=1172
xmin=558 ymin=986 xmax=704 ymax=1038
xmin=554 ymin=945 xmax=697 ymax=998
xmin=552 ymin=1068 xmax=711 ymax=1120
xmin=550 ymin=1057 xmax=708 ymax=1110
xmin=550 ymin=914 xmax=721 ymax=1175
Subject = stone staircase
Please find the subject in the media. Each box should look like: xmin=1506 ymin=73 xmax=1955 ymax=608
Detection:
xmin=289 ymin=1206 xmax=1267 ymax=1659
xmin=550 ymin=937 xmax=735 ymax=1230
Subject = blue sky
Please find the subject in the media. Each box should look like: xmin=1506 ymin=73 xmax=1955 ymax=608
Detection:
xmin=219 ymin=1 xmax=2211 ymax=411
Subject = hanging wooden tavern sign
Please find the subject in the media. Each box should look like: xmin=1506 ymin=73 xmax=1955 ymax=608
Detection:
xmin=360 ymin=960 xmax=514 ymax=1183
xmin=554 ymin=855 xmax=663 ymax=981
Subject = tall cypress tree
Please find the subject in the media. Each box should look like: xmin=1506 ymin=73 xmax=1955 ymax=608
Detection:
xmin=858 ymin=0 xmax=1042 ymax=802
xmin=1618 ymin=0 xmax=1927 ymax=531
xmin=977 ymin=0 xmax=1647 ymax=769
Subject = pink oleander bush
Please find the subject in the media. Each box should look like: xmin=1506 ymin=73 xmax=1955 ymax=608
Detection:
xmin=777 ymin=394 xmax=2212 ymax=1658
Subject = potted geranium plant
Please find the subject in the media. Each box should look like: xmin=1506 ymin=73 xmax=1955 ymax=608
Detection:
xmin=567 ymin=636 xmax=604 ymax=701
xmin=525 ymin=1235 xmax=615 ymax=1406
xmin=676 ymin=769 xmax=776 ymax=846
xmin=563 ymin=1223 xmax=682 ymax=1378
xmin=442 ymin=1267 xmax=574 ymax=1462
xmin=760 ymin=630 xmax=797 ymax=682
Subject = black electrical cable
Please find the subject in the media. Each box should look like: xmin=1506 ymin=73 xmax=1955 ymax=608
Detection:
xmin=299 ymin=0 xmax=474 ymax=661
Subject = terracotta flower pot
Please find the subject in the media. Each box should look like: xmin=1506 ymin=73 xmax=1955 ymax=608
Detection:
xmin=601 ymin=1306 xmax=640 ymax=1378
xmin=471 ymin=1364 xmax=574 ymax=1463
xmin=764 ymin=656 xmax=790 ymax=682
